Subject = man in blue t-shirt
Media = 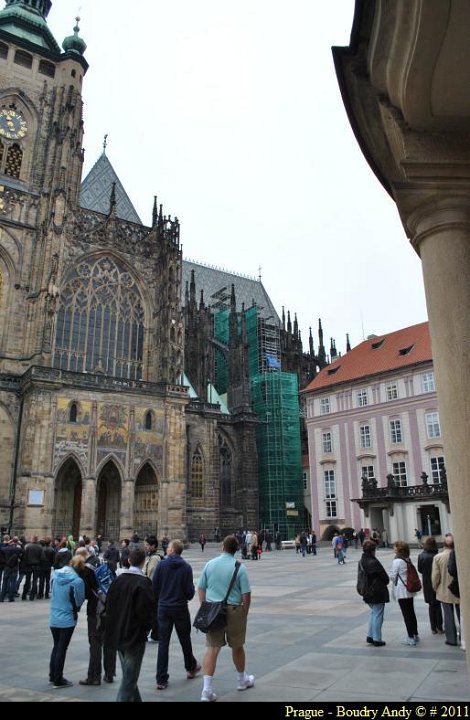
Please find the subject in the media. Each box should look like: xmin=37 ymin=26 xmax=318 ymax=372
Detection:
xmin=197 ymin=535 xmax=254 ymax=702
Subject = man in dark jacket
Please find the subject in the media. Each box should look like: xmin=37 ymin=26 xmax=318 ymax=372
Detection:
xmin=22 ymin=535 xmax=45 ymax=600
xmin=358 ymin=539 xmax=390 ymax=647
xmin=104 ymin=548 xmax=154 ymax=702
xmin=152 ymin=539 xmax=200 ymax=690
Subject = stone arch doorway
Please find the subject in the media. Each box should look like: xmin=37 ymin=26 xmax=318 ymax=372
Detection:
xmin=53 ymin=458 xmax=82 ymax=539
xmin=134 ymin=463 xmax=158 ymax=538
xmin=96 ymin=460 xmax=122 ymax=541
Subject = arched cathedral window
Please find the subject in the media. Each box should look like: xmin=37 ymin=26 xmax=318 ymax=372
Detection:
xmin=219 ymin=437 xmax=232 ymax=505
xmin=53 ymin=256 xmax=145 ymax=379
xmin=69 ymin=403 xmax=78 ymax=423
xmin=191 ymin=449 xmax=204 ymax=502
xmin=145 ymin=411 xmax=152 ymax=430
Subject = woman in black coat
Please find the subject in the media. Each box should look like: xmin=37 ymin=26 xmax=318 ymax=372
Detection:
xmin=359 ymin=539 xmax=390 ymax=647
xmin=417 ymin=536 xmax=443 ymax=633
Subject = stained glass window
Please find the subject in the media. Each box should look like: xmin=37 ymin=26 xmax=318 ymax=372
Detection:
xmin=53 ymin=256 xmax=145 ymax=379
xmin=191 ymin=449 xmax=203 ymax=502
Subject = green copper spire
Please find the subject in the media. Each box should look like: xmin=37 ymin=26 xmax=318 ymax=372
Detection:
xmin=62 ymin=16 xmax=86 ymax=56
xmin=0 ymin=0 xmax=60 ymax=53
xmin=5 ymin=0 xmax=51 ymax=18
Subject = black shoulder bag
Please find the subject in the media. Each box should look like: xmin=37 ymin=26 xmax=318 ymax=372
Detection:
xmin=193 ymin=561 xmax=241 ymax=633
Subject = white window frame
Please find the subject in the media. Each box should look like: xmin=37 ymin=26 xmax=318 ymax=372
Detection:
xmin=320 ymin=397 xmax=330 ymax=415
xmin=390 ymin=419 xmax=402 ymax=444
xmin=392 ymin=460 xmax=407 ymax=486
xmin=430 ymin=456 xmax=445 ymax=483
xmin=426 ymin=411 xmax=441 ymax=439
xmin=386 ymin=382 xmax=398 ymax=401
xmin=357 ymin=389 xmax=368 ymax=407
xmin=359 ymin=424 xmax=371 ymax=449
xmin=322 ymin=431 xmax=332 ymax=454
xmin=325 ymin=499 xmax=337 ymax=518
xmin=422 ymin=372 xmax=435 ymax=393
xmin=324 ymin=469 xmax=336 ymax=499
xmin=361 ymin=465 xmax=375 ymax=480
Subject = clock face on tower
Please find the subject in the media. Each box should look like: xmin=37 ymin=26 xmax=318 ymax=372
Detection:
xmin=0 ymin=109 xmax=27 ymax=140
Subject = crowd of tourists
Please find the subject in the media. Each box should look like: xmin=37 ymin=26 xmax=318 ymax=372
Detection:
xmin=357 ymin=532 xmax=463 ymax=650
xmin=0 ymin=531 xmax=254 ymax=702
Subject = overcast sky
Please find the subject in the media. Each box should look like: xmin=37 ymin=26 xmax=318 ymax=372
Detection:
xmin=47 ymin=0 xmax=428 ymax=358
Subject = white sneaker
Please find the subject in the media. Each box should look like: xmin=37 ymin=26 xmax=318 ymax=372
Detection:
xmin=201 ymin=690 xmax=217 ymax=702
xmin=237 ymin=674 xmax=255 ymax=691
xmin=401 ymin=638 xmax=417 ymax=646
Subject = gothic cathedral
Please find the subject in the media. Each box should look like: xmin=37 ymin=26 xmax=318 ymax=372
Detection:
xmin=0 ymin=1 xmax=325 ymax=543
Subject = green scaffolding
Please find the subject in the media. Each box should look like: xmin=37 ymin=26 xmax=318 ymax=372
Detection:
xmin=251 ymin=372 xmax=304 ymax=540
xmin=214 ymin=305 xmax=304 ymax=539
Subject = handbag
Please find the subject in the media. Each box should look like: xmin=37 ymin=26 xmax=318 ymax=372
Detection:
xmin=193 ymin=561 xmax=241 ymax=633
xmin=448 ymin=576 xmax=460 ymax=598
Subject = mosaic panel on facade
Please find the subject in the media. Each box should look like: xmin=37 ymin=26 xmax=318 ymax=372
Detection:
xmin=133 ymin=406 xmax=164 ymax=472
xmin=97 ymin=403 xmax=128 ymax=466
xmin=54 ymin=398 xmax=91 ymax=469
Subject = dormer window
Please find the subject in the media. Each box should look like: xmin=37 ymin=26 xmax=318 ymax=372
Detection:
xmin=371 ymin=339 xmax=384 ymax=350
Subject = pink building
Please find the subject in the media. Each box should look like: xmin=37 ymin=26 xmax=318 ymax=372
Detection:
xmin=302 ymin=322 xmax=451 ymax=543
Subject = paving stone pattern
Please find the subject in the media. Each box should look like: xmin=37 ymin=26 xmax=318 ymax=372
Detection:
xmin=0 ymin=545 xmax=468 ymax=702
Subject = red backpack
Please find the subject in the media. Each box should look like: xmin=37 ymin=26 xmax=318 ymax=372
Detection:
xmin=400 ymin=559 xmax=422 ymax=593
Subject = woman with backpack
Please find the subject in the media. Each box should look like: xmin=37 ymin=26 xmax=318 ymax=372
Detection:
xmin=357 ymin=539 xmax=390 ymax=647
xmin=390 ymin=540 xmax=420 ymax=646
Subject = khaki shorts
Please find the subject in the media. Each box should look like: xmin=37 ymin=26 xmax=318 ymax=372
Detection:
xmin=206 ymin=605 xmax=247 ymax=649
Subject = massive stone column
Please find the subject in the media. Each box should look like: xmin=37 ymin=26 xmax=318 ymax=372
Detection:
xmin=334 ymin=0 xmax=470 ymax=673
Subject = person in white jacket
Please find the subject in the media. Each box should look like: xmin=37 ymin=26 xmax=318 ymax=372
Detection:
xmin=390 ymin=540 xmax=419 ymax=646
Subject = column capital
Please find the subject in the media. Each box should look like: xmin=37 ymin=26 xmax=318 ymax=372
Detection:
xmin=401 ymin=194 xmax=470 ymax=254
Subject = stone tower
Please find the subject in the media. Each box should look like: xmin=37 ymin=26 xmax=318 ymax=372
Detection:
xmin=0 ymin=1 xmax=88 ymax=374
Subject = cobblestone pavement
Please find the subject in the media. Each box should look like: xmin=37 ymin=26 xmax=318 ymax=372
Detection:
xmin=0 ymin=544 xmax=468 ymax=702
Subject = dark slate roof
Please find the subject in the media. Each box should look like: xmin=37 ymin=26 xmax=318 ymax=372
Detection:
xmin=80 ymin=153 xmax=142 ymax=224
xmin=182 ymin=259 xmax=280 ymax=322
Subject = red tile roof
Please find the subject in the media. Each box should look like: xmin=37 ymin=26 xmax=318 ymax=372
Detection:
xmin=302 ymin=322 xmax=432 ymax=393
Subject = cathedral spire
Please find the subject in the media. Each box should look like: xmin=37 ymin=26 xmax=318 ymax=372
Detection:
xmin=199 ymin=289 xmax=205 ymax=310
xmin=108 ymin=181 xmax=117 ymax=216
xmin=318 ymin=318 xmax=326 ymax=367
xmin=287 ymin=310 xmax=292 ymax=334
xmin=152 ymin=196 xmax=158 ymax=227
xmin=282 ymin=306 xmax=286 ymax=331
xmin=309 ymin=326 xmax=314 ymax=355
xmin=189 ymin=269 xmax=196 ymax=306
xmin=293 ymin=313 xmax=298 ymax=339
xmin=230 ymin=283 xmax=236 ymax=311
xmin=62 ymin=15 xmax=87 ymax=57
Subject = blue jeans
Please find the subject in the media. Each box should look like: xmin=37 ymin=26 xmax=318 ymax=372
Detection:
xmin=367 ymin=602 xmax=385 ymax=641
xmin=116 ymin=642 xmax=146 ymax=702
xmin=50 ymin=626 xmax=75 ymax=683
xmin=1 ymin=567 xmax=18 ymax=601
xmin=156 ymin=606 xmax=197 ymax=683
